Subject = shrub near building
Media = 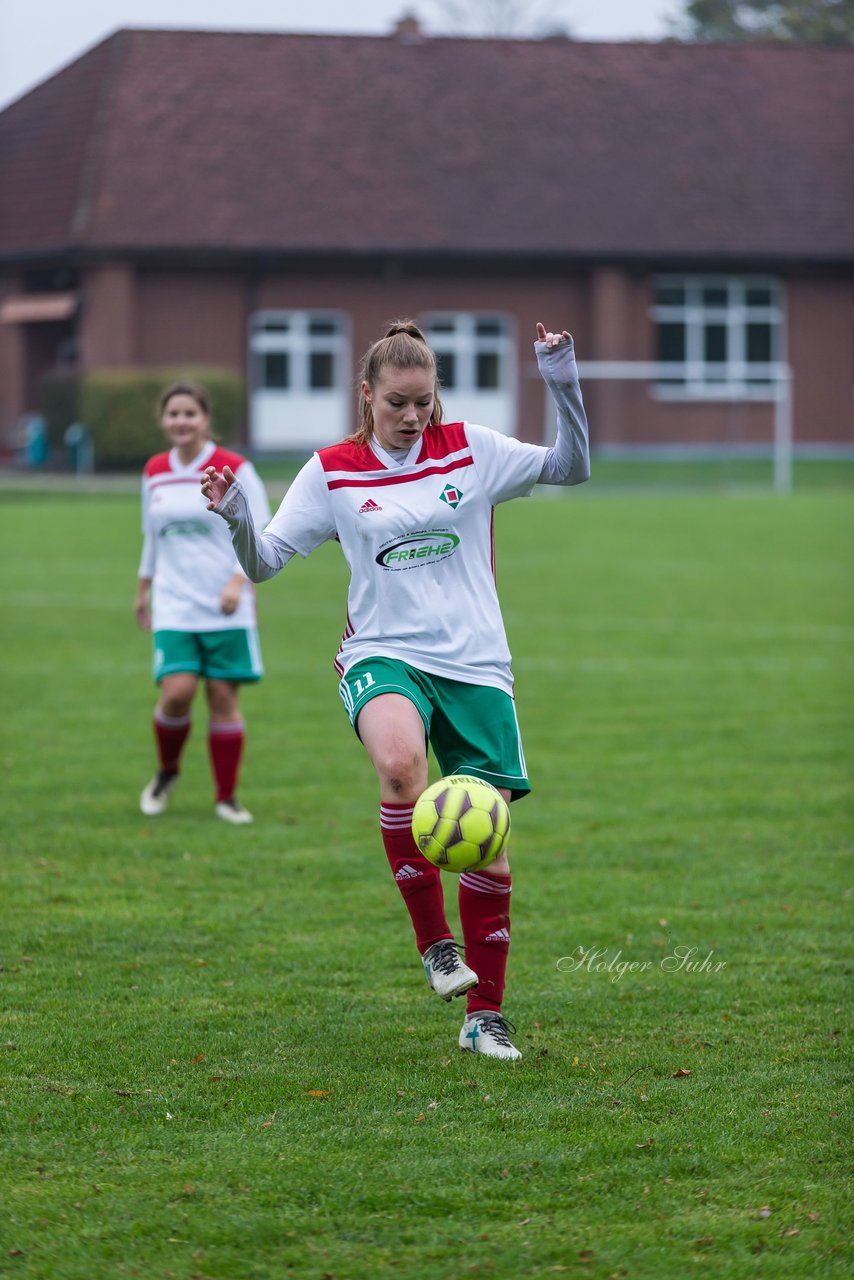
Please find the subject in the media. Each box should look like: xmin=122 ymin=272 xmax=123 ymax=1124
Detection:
xmin=39 ymin=367 xmax=245 ymax=470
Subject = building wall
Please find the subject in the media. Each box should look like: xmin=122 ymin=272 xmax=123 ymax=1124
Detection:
xmin=251 ymin=271 xmax=586 ymax=443
xmin=786 ymin=274 xmax=854 ymax=445
xmin=134 ymin=270 xmax=248 ymax=369
xmin=578 ymin=267 xmax=854 ymax=451
xmin=0 ymin=273 xmax=27 ymax=454
xmin=80 ymin=263 xmax=137 ymax=366
xmin=0 ymin=258 xmax=851 ymax=455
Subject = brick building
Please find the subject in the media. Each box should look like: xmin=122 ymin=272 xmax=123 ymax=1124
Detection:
xmin=0 ymin=27 xmax=852 ymax=455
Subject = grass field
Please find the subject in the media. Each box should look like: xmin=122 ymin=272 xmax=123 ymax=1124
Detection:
xmin=0 ymin=481 xmax=851 ymax=1279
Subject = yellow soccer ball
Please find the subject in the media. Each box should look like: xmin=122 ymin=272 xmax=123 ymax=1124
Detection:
xmin=412 ymin=775 xmax=510 ymax=874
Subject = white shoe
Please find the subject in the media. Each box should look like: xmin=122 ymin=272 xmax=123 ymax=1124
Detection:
xmin=140 ymin=771 xmax=178 ymax=816
xmin=422 ymin=940 xmax=479 ymax=1001
xmin=459 ymin=1011 xmax=522 ymax=1060
xmin=215 ymin=799 xmax=253 ymax=824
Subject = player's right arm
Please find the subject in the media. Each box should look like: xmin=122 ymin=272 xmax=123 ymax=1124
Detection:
xmin=135 ymin=469 xmax=156 ymax=628
xmin=202 ymin=457 xmax=335 ymax=581
xmin=134 ymin=577 xmax=152 ymax=630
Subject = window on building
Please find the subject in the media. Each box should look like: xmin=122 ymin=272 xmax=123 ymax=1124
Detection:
xmin=248 ymin=310 xmax=349 ymax=450
xmin=263 ymin=352 xmax=290 ymax=389
xmin=421 ymin=312 xmax=516 ymax=434
xmin=423 ymin=313 xmax=513 ymax=393
xmin=251 ymin=311 xmax=346 ymax=393
xmin=650 ymin=276 xmax=783 ymax=397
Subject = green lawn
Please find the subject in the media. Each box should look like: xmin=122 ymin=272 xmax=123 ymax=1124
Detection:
xmin=0 ymin=485 xmax=851 ymax=1279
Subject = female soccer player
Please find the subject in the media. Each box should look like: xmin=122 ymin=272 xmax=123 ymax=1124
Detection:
xmin=201 ymin=322 xmax=589 ymax=1056
xmin=135 ymin=381 xmax=271 ymax=823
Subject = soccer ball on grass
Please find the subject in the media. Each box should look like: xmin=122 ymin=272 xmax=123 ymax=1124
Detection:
xmin=412 ymin=774 xmax=510 ymax=873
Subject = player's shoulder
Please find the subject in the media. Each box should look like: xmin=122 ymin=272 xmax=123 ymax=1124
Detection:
xmin=208 ymin=446 xmax=247 ymax=473
xmin=143 ymin=451 xmax=172 ymax=478
xmin=416 ymin=422 xmax=470 ymax=462
xmin=316 ymin=439 xmax=379 ymax=474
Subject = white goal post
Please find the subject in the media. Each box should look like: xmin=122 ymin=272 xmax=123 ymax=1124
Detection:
xmin=574 ymin=361 xmax=794 ymax=493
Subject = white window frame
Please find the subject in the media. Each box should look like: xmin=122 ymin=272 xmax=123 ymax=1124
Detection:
xmin=421 ymin=311 xmax=517 ymax=434
xmin=650 ymin=275 xmax=785 ymax=400
xmin=249 ymin=309 xmax=349 ymax=393
xmin=248 ymin=309 xmax=350 ymax=451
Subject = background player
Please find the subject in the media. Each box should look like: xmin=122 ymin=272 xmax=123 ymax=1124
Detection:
xmin=200 ymin=322 xmax=589 ymax=1055
xmin=135 ymin=382 xmax=271 ymax=823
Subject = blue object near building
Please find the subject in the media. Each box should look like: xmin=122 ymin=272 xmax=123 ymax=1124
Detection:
xmin=64 ymin=422 xmax=94 ymax=473
xmin=24 ymin=414 xmax=49 ymax=467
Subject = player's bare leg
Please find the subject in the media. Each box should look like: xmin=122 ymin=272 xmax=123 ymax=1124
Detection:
xmin=357 ymin=693 xmax=428 ymax=804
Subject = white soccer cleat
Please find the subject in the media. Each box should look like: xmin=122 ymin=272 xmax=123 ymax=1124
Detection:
xmin=422 ymin=939 xmax=479 ymax=1001
xmin=214 ymin=799 xmax=253 ymax=825
xmin=140 ymin=771 xmax=179 ymax=816
xmin=459 ymin=1011 xmax=522 ymax=1060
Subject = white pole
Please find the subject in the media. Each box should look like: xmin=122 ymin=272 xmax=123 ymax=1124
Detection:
xmin=774 ymin=367 xmax=793 ymax=495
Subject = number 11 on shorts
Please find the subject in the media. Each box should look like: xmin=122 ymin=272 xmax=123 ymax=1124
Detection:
xmin=354 ymin=671 xmax=375 ymax=698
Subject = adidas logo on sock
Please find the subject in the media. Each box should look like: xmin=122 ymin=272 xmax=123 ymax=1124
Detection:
xmin=484 ymin=927 xmax=511 ymax=942
xmin=359 ymin=498 xmax=382 ymax=513
xmin=395 ymin=864 xmax=422 ymax=880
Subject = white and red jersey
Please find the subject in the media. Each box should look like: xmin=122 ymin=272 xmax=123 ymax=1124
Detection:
xmin=139 ymin=441 xmax=271 ymax=632
xmin=215 ymin=337 xmax=589 ymax=691
xmin=259 ymin=422 xmax=550 ymax=694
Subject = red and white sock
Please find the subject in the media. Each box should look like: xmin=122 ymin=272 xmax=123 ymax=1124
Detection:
xmin=154 ymin=709 xmax=191 ymax=775
xmin=208 ymin=720 xmax=245 ymax=803
xmin=459 ymin=870 xmax=512 ymax=1014
xmin=380 ymin=802 xmax=453 ymax=955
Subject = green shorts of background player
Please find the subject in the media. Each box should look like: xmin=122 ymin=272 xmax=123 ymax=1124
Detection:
xmin=135 ymin=626 xmax=263 ymax=825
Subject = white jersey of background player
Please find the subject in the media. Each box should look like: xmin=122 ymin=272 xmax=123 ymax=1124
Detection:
xmin=135 ymin=383 xmax=271 ymax=827
xmin=201 ymin=321 xmax=589 ymax=1061
xmin=139 ymin=441 xmax=270 ymax=633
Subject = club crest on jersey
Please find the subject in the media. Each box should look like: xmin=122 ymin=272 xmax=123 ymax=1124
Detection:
xmin=439 ymin=483 xmax=463 ymax=509
xmin=358 ymin=498 xmax=383 ymax=513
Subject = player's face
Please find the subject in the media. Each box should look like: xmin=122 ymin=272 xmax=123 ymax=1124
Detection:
xmin=160 ymin=393 xmax=210 ymax=453
xmin=364 ymin=366 xmax=435 ymax=452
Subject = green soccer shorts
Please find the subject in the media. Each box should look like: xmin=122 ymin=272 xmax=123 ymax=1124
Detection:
xmin=152 ymin=628 xmax=264 ymax=684
xmin=338 ymin=656 xmax=531 ymax=801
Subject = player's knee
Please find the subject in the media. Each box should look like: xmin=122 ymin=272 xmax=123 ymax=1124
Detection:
xmin=160 ymin=677 xmax=196 ymax=715
xmin=376 ymin=749 xmax=426 ymax=798
xmin=206 ymin=680 xmax=239 ymax=718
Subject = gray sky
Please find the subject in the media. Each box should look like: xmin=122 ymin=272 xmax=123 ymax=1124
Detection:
xmin=0 ymin=0 xmax=682 ymax=112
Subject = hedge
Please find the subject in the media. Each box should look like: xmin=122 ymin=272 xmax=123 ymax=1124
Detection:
xmin=39 ymin=366 xmax=245 ymax=471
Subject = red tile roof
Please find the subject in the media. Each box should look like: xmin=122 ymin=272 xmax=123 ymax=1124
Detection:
xmin=1 ymin=29 xmax=852 ymax=260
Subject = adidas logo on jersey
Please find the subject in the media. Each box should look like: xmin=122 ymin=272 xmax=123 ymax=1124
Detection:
xmin=359 ymin=498 xmax=382 ymax=513
xmin=484 ymin=927 xmax=511 ymax=943
xmin=395 ymin=864 xmax=422 ymax=880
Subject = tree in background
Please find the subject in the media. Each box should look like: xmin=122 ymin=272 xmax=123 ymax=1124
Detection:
xmin=670 ymin=0 xmax=854 ymax=44
xmin=422 ymin=0 xmax=573 ymax=38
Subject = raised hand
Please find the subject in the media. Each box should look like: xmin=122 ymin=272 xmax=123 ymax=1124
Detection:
xmin=536 ymin=322 xmax=571 ymax=349
xmin=201 ymin=464 xmax=236 ymax=511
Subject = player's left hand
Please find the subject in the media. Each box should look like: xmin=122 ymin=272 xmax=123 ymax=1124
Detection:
xmin=536 ymin=322 xmax=571 ymax=349
xmin=219 ymin=582 xmax=243 ymax=614
xmin=201 ymin=464 xmax=236 ymax=510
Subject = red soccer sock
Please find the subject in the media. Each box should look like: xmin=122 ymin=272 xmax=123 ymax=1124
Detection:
xmin=380 ymin=802 xmax=453 ymax=955
xmin=154 ymin=709 xmax=191 ymax=774
xmin=207 ymin=720 xmax=245 ymax=803
xmin=459 ymin=870 xmax=512 ymax=1014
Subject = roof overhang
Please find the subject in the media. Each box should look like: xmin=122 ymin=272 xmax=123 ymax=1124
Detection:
xmin=0 ymin=292 xmax=78 ymax=323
